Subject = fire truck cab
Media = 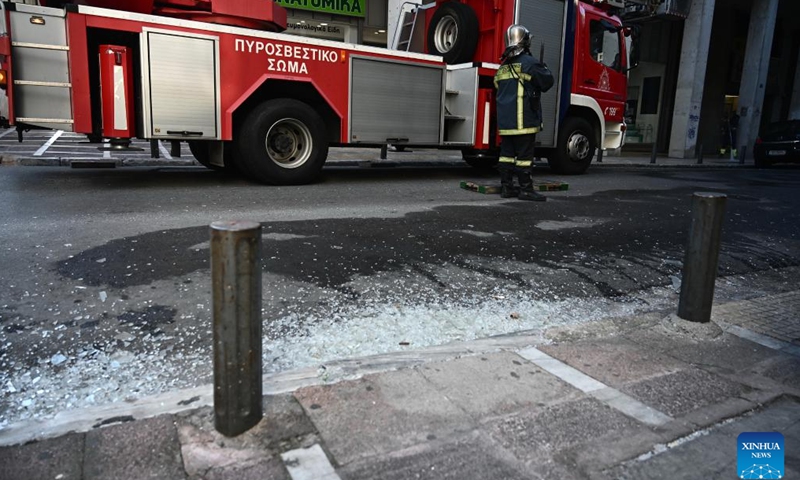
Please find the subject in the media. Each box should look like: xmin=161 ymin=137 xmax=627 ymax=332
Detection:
xmin=0 ymin=0 xmax=632 ymax=184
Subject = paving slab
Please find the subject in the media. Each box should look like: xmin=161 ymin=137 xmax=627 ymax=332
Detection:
xmin=197 ymin=456 xmax=289 ymax=480
xmin=539 ymin=337 xmax=687 ymax=387
xmin=604 ymin=397 xmax=800 ymax=480
xmin=83 ymin=414 xmax=186 ymax=480
xmin=624 ymin=328 xmax=780 ymax=374
xmin=293 ymin=368 xmax=474 ymax=466
xmin=485 ymin=397 xmax=643 ymax=475
xmin=620 ymin=368 xmax=750 ymax=417
xmin=175 ymin=395 xmax=316 ymax=478
xmin=761 ymin=355 xmax=800 ymax=388
xmin=0 ymin=432 xmax=84 ymax=480
xmin=417 ymin=352 xmax=582 ymax=419
xmin=712 ymin=291 xmax=800 ymax=345
xmin=339 ymin=431 xmax=534 ymax=480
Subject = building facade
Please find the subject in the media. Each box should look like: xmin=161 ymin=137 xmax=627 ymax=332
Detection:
xmin=384 ymin=0 xmax=800 ymax=159
xmin=623 ymin=0 xmax=800 ymax=158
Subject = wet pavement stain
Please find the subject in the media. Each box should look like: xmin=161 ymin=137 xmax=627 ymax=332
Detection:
xmin=54 ymin=186 xmax=800 ymax=298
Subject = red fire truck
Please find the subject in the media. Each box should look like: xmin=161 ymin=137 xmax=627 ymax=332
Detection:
xmin=0 ymin=0 xmax=634 ymax=184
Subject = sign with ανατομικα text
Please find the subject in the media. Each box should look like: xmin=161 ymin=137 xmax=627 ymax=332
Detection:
xmin=275 ymin=0 xmax=364 ymax=17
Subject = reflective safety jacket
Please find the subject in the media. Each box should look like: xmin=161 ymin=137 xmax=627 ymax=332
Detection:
xmin=493 ymin=53 xmax=554 ymax=136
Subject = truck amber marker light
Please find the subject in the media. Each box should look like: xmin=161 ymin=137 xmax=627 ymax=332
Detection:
xmin=340 ymin=50 xmax=346 ymax=62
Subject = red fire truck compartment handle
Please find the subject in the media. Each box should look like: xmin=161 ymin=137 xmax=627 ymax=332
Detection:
xmin=167 ymin=130 xmax=204 ymax=136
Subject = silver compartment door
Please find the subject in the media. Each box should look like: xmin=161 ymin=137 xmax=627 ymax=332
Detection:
xmin=443 ymin=67 xmax=478 ymax=145
xmin=10 ymin=5 xmax=73 ymax=131
xmin=516 ymin=0 xmax=565 ymax=147
xmin=141 ymin=29 xmax=220 ymax=140
xmin=350 ymin=57 xmax=443 ymax=145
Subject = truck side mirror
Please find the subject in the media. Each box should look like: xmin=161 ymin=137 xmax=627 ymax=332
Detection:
xmin=625 ymin=25 xmax=641 ymax=71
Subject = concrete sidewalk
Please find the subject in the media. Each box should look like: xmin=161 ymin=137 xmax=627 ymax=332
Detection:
xmin=1 ymin=291 xmax=798 ymax=480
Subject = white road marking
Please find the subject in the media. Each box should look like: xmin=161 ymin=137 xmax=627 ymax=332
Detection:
xmin=103 ymin=141 xmax=111 ymax=158
xmin=517 ymin=347 xmax=673 ymax=427
xmin=717 ymin=321 xmax=800 ymax=357
xmin=158 ymin=140 xmax=172 ymax=160
xmin=33 ymin=130 xmax=64 ymax=156
xmin=0 ymin=128 xmax=16 ymax=139
xmin=592 ymin=387 xmax=673 ymax=427
xmin=281 ymin=444 xmax=341 ymax=480
xmin=518 ymin=347 xmax=606 ymax=392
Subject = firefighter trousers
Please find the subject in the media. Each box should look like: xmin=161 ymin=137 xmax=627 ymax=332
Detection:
xmin=499 ymin=134 xmax=536 ymax=190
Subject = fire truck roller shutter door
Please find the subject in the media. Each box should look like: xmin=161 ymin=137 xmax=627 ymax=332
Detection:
xmin=426 ymin=2 xmax=479 ymax=64
xmin=548 ymin=116 xmax=596 ymax=175
xmin=236 ymin=99 xmax=328 ymax=185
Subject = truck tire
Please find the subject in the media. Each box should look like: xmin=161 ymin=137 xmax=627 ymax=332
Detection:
xmin=188 ymin=141 xmax=239 ymax=173
xmin=462 ymin=148 xmax=499 ymax=169
xmin=549 ymin=117 xmax=596 ymax=175
xmin=427 ymin=2 xmax=479 ymax=65
xmin=236 ymin=99 xmax=328 ymax=185
xmin=188 ymin=141 xmax=218 ymax=171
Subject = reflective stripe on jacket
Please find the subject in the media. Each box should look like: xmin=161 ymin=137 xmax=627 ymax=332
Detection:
xmin=493 ymin=53 xmax=554 ymax=136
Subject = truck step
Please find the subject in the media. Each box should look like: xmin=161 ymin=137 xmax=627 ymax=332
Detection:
xmin=460 ymin=180 xmax=569 ymax=194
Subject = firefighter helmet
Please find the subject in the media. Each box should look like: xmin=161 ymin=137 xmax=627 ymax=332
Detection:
xmin=504 ymin=24 xmax=531 ymax=57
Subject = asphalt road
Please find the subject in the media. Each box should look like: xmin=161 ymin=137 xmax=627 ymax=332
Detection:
xmin=1 ymin=163 xmax=799 ymax=425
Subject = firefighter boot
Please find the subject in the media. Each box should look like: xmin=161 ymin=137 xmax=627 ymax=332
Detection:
xmin=499 ymin=164 xmax=519 ymax=198
xmin=517 ymin=169 xmax=546 ymax=202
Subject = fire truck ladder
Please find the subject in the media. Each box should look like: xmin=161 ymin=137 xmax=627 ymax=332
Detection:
xmin=8 ymin=5 xmax=74 ymax=131
xmin=392 ymin=2 xmax=429 ymax=52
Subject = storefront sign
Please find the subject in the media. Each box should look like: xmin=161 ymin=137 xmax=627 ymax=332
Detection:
xmin=275 ymin=0 xmax=365 ymax=18
xmin=286 ymin=21 xmax=347 ymax=41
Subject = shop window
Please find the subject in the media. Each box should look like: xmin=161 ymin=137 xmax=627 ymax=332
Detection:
xmin=641 ymin=76 xmax=661 ymax=114
xmin=589 ymin=20 xmax=622 ymax=71
xmin=626 ymin=86 xmax=640 ymax=125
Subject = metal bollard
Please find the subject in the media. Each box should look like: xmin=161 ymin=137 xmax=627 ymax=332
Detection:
xmin=696 ymin=143 xmax=704 ymax=165
xmin=650 ymin=140 xmax=657 ymax=164
xmin=597 ymin=148 xmax=603 ymax=163
xmin=210 ymin=220 xmax=263 ymax=437
xmin=739 ymin=145 xmax=747 ymax=165
xmin=677 ymin=193 xmax=727 ymax=323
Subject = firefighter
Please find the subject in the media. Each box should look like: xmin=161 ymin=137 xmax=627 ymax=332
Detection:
xmin=494 ymin=25 xmax=554 ymax=201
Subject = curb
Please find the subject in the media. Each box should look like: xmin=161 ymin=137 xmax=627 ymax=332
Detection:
xmin=0 ymin=155 xmax=757 ymax=169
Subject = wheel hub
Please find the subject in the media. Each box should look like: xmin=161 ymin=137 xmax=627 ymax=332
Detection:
xmin=270 ymin=130 xmax=294 ymax=154
xmin=567 ymin=132 xmax=591 ymax=160
xmin=434 ymin=15 xmax=458 ymax=53
xmin=265 ymin=118 xmax=312 ymax=169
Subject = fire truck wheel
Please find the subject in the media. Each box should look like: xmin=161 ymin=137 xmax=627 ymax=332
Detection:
xmin=188 ymin=141 xmax=239 ymax=173
xmin=427 ymin=2 xmax=479 ymax=64
xmin=237 ymin=99 xmax=328 ymax=185
xmin=549 ymin=117 xmax=596 ymax=175
xmin=462 ymin=149 xmax=499 ymax=169
xmin=188 ymin=141 xmax=218 ymax=170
